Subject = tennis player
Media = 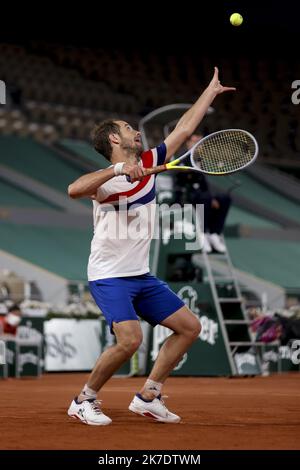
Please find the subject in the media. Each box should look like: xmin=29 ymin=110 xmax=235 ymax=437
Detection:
xmin=67 ymin=67 xmax=235 ymax=425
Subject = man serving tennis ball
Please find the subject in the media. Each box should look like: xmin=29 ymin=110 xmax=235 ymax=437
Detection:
xmin=67 ymin=67 xmax=235 ymax=425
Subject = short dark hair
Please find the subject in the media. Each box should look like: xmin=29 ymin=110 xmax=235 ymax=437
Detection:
xmin=91 ymin=120 xmax=121 ymax=161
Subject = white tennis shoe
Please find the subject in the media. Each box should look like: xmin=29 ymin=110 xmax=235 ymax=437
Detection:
xmin=202 ymin=234 xmax=212 ymax=253
xmin=129 ymin=394 xmax=181 ymax=423
xmin=68 ymin=397 xmax=112 ymax=426
xmin=208 ymin=233 xmax=227 ymax=253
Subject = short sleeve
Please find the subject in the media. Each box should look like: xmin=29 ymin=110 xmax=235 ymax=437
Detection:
xmin=156 ymin=143 xmax=167 ymax=165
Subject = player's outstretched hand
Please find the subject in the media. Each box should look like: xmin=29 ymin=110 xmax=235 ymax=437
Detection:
xmin=208 ymin=67 xmax=236 ymax=95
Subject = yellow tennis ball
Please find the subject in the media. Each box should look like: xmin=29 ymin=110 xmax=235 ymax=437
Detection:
xmin=230 ymin=13 xmax=243 ymax=26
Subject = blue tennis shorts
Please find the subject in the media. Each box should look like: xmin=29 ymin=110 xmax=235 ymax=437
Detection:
xmin=89 ymin=273 xmax=185 ymax=332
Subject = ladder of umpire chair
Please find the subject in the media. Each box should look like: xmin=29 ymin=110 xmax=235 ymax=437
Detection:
xmin=200 ymin=235 xmax=263 ymax=375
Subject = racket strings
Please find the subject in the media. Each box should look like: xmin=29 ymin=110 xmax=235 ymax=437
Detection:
xmin=192 ymin=130 xmax=256 ymax=174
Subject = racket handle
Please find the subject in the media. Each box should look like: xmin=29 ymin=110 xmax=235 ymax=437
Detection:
xmin=144 ymin=165 xmax=167 ymax=176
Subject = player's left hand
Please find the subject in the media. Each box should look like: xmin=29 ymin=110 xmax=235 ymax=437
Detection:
xmin=208 ymin=67 xmax=236 ymax=95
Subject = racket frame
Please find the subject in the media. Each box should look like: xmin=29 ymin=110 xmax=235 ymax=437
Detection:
xmin=166 ymin=128 xmax=259 ymax=175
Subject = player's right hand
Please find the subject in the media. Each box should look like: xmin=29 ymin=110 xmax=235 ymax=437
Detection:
xmin=123 ymin=163 xmax=145 ymax=183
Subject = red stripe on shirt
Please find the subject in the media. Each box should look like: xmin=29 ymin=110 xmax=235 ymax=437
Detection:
xmin=101 ymin=150 xmax=153 ymax=203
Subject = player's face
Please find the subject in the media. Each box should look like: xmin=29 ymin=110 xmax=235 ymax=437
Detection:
xmin=117 ymin=121 xmax=143 ymax=154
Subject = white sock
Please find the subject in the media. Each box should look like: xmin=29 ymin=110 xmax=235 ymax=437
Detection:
xmin=79 ymin=384 xmax=97 ymax=401
xmin=144 ymin=379 xmax=163 ymax=397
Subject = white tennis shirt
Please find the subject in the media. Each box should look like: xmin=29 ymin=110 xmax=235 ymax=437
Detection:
xmin=87 ymin=144 xmax=166 ymax=281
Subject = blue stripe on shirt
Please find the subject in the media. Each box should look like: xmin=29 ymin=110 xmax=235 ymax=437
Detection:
xmin=156 ymin=143 xmax=167 ymax=165
xmin=127 ymin=185 xmax=156 ymax=208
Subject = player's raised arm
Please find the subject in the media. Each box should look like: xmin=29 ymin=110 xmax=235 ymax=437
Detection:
xmin=163 ymin=67 xmax=236 ymax=162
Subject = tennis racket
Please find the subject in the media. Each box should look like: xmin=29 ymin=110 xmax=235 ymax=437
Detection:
xmin=129 ymin=129 xmax=258 ymax=179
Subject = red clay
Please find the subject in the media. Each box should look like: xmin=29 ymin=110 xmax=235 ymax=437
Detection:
xmin=0 ymin=373 xmax=299 ymax=450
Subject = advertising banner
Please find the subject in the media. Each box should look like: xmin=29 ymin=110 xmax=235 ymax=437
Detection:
xmin=45 ymin=319 xmax=102 ymax=371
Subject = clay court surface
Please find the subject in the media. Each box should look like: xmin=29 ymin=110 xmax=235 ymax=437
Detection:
xmin=1 ymin=373 xmax=299 ymax=450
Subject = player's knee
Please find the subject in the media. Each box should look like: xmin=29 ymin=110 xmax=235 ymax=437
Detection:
xmin=118 ymin=335 xmax=142 ymax=357
xmin=185 ymin=318 xmax=201 ymax=342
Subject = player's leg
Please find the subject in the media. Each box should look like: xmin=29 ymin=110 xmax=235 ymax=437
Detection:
xmin=68 ymin=277 xmax=142 ymax=425
xmin=82 ymin=320 xmax=142 ymax=394
xmin=129 ymin=306 xmax=200 ymax=423
xmin=68 ymin=320 xmax=142 ymax=425
xmin=129 ymin=275 xmax=201 ymax=423
xmin=142 ymin=305 xmax=201 ymax=390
